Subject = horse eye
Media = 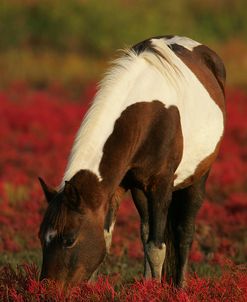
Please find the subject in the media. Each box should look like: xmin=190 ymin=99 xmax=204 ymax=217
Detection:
xmin=62 ymin=236 xmax=76 ymax=248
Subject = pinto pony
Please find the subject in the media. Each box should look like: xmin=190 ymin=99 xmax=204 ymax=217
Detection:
xmin=39 ymin=35 xmax=226 ymax=287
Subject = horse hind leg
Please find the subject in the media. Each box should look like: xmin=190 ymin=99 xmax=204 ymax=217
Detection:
xmin=163 ymin=173 xmax=208 ymax=287
xmin=131 ymin=188 xmax=151 ymax=278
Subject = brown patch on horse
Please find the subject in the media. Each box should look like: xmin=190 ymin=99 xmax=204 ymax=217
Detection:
xmin=168 ymin=43 xmax=226 ymax=116
xmin=194 ymin=45 xmax=226 ymax=93
xmin=66 ymin=170 xmax=105 ymax=211
xmin=104 ymin=186 xmax=125 ymax=230
xmin=99 ymin=101 xmax=183 ymax=192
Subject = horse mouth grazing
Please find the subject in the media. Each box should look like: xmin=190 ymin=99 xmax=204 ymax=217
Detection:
xmin=40 ymin=262 xmax=98 ymax=289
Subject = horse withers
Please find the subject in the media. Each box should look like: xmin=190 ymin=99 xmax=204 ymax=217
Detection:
xmin=38 ymin=35 xmax=226 ymax=288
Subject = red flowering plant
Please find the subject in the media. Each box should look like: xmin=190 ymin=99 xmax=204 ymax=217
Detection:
xmin=0 ymin=85 xmax=246 ymax=301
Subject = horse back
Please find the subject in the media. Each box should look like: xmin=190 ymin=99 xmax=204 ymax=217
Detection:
xmin=100 ymin=37 xmax=226 ymax=190
xmin=63 ymin=36 xmax=226 ymax=191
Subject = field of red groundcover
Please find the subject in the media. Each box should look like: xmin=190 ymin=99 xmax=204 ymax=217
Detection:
xmin=0 ymin=85 xmax=246 ymax=301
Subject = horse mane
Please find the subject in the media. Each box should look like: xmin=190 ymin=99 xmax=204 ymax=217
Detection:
xmin=61 ymin=38 xmax=184 ymax=187
xmin=139 ymin=38 xmax=184 ymax=86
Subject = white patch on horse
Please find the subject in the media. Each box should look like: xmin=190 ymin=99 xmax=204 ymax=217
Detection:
xmin=60 ymin=36 xmax=224 ymax=189
xmin=45 ymin=229 xmax=57 ymax=245
xmin=146 ymin=242 xmax=166 ymax=279
xmin=104 ymin=223 xmax=115 ymax=253
xmin=164 ymin=35 xmax=201 ymax=51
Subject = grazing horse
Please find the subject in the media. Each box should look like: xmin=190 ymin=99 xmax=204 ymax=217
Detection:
xmin=39 ymin=35 xmax=226 ymax=287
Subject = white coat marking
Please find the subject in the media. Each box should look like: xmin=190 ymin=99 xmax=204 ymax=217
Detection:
xmin=61 ymin=36 xmax=224 ymax=189
xmin=146 ymin=242 xmax=166 ymax=279
xmin=164 ymin=36 xmax=201 ymax=51
xmin=104 ymin=223 xmax=115 ymax=252
xmin=45 ymin=229 xmax=57 ymax=245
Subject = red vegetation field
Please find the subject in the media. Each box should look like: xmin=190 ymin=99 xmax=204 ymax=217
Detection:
xmin=0 ymin=85 xmax=246 ymax=301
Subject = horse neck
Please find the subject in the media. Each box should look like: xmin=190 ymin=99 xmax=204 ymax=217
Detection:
xmin=61 ymin=55 xmax=144 ymax=190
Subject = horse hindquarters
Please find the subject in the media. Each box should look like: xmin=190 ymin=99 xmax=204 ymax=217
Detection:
xmin=163 ymin=172 xmax=209 ymax=287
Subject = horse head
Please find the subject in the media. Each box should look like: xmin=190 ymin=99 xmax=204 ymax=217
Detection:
xmin=38 ymin=171 xmax=106 ymax=287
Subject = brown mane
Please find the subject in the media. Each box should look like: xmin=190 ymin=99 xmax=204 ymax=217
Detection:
xmin=40 ymin=194 xmax=67 ymax=238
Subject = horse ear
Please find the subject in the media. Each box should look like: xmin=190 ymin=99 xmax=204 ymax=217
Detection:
xmin=64 ymin=181 xmax=81 ymax=211
xmin=38 ymin=177 xmax=57 ymax=203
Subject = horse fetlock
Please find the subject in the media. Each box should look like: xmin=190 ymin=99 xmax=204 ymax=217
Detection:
xmin=146 ymin=241 xmax=166 ymax=280
xmin=177 ymin=256 xmax=189 ymax=287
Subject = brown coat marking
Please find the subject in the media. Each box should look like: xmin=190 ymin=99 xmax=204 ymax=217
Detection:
xmin=169 ymin=43 xmax=226 ymax=117
xmin=65 ymin=170 xmax=105 ymax=210
xmin=99 ymin=101 xmax=183 ymax=193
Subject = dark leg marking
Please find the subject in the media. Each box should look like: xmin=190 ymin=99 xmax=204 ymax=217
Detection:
xmin=163 ymin=172 xmax=209 ymax=287
xmin=145 ymin=175 xmax=174 ymax=281
xmin=131 ymin=187 xmax=151 ymax=278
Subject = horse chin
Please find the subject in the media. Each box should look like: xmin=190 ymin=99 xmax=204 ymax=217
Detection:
xmin=40 ymin=274 xmax=66 ymax=291
xmin=64 ymin=268 xmax=92 ymax=288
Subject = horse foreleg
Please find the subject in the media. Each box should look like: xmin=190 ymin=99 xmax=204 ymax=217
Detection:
xmin=142 ymin=223 xmax=152 ymax=278
xmin=131 ymin=188 xmax=151 ymax=278
xmin=145 ymin=177 xmax=173 ymax=281
xmin=89 ymin=188 xmax=124 ymax=282
xmin=104 ymin=187 xmax=124 ymax=253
